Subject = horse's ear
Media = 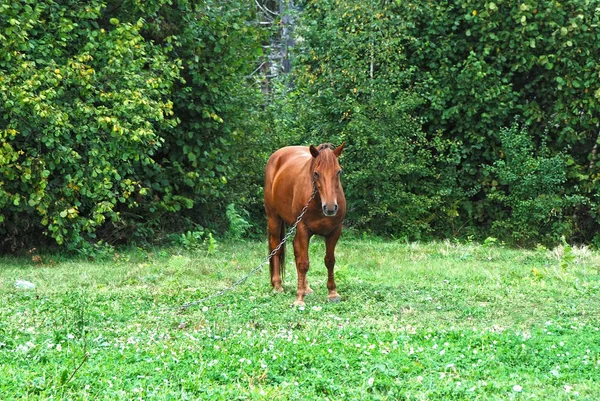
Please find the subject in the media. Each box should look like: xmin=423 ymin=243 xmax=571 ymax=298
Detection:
xmin=333 ymin=142 xmax=345 ymax=157
xmin=309 ymin=145 xmax=320 ymax=158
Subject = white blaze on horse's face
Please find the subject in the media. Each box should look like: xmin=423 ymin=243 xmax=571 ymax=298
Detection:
xmin=310 ymin=143 xmax=344 ymax=217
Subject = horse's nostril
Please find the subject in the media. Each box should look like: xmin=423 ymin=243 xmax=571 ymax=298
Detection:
xmin=323 ymin=204 xmax=338 ymax=216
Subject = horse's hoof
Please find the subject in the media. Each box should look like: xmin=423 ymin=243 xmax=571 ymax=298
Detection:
xmin=291 ymin=300 xmax=306 ymax=309
xmin=328 ymin=295 xmax=341 ymax=303
xmin=304 ymin=287 xmax=314 ymax=296
xmin=273 ymin=286 xmax=284 ymax=294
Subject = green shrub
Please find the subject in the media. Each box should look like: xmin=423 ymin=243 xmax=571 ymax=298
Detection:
xmin=269 ymin=0 xmax=461 ymax=239
xmin=278 ymin=0 xmax=600 ymax=243
xmin=0 ymin=0 xmax=267 ymax=252
xmin=0 ymin=1 xmax=179 ymax=252
xmin=396 ymin=0 xmax=600 ymax=241
xmin=340 ymin=108 xmax=459 ymax=239
xmin=110 ymin=0 xmax=269 ymax=236
xmin=225 ymin=203 xmax=252 ymax=240
xmin=485 ymin=122 xmax=584 ymax=245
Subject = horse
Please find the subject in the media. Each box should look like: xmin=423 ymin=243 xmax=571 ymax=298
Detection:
xmin=264 ymin=143 xmax=346 ymax=307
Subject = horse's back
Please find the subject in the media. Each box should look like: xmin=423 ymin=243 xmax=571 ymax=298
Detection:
xmin=265 ymin=146 xmax=312 ymax=217
xmin=266 ymin=146 xmax=309 ymax=169
xmin=265 ymin=146 xmax=311 ymax=184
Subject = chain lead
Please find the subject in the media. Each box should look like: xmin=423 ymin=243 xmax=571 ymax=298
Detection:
xmin=173 ymin=181 xmax=318 ymax=311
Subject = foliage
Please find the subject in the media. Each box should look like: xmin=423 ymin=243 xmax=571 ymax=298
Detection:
xmin=174 ymin=228 xmax=206 ymax=251
xmin=559 ymin=236 xmax=576 ymax=271
xmin=179 ymin=231 xmax=216 ymax=254
xmin=275 ymin=0 xmax=461 ymax=239
xmin=0 ymin=0 xmax=267 ymax=252
xmin=394 ymin=0 xmax=600 ymax=242
xmin=124 ymin=0 xmax=268 ymax=229
xmin=276 ymin=0 xmax=600 ymax=244
xmin=0 ymin=0 xmax=179 ymax=252
xmin=485 ymin=122 xmax=584 ymax=245
xmin=4 ymin=0 xmax=600 ymax=249
xmin=225 ymin=203 xmax=252 ymax=240
xmin=1 ymin=239 xmax=599 ymax=398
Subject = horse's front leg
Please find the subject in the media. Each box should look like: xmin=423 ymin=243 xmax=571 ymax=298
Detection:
xmin=292 ymin=225 xmax=312 ymax=307
xmin=267 ymin=215 xmax=284 ymax=292
xmin=325 ymin=227 xmax=342 ymax=302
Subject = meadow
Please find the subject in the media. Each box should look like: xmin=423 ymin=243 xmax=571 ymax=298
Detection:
xmin=1 ymin=238 xmax=599 ymax=400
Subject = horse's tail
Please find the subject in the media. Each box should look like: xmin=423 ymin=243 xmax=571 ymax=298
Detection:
xmin=269 ymin=222 xmax=286 ymax=283
xmin=279 ymin=222 xmax=287 ymax=281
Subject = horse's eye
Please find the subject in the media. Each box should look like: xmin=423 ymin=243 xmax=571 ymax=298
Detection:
xmin=337 ymin=170 xmax=343 ymax=176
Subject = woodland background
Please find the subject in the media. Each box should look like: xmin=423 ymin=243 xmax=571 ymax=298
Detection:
xmin=1 ymin=0 xmax=600 ymax=254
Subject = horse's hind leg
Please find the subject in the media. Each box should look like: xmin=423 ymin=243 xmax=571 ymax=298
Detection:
xmin=325 ymin=227 xmax=342 ymax=302
xmin=267 ymin=215 xmax=284 ymax=292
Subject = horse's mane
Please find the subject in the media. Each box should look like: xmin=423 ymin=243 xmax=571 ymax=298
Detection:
xmin=311 ymin=144 xmax=337 ymax=170
xmin=317 ymin=143 xmax=335 ymax=151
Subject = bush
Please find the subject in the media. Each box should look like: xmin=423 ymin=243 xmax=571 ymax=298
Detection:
xmin=269 ymin=0 xmax=461 ymax=239
xmin=396 ymin=0 xmax=600 ymax=241
xmin=486 ymin=122 xmax=584 ymax=245
xmin=0 ymin=0 xmax=268 ymax=252
xmin=340 ymin=105 xmax=461 ymax=239
xmin=111 ymin=0 xmax=269 ymax=236
xmin=278 ymin=0 xmax=600 ymax=244
xmin=0 ymin=1 xmax=179 ymax=252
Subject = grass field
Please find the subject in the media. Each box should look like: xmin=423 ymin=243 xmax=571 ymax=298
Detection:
xmin=1 ymin=238 xmax=599 ymax=400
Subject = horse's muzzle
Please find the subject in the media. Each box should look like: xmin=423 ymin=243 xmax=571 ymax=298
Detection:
xmin=322 ymin=204 xmax=339 ymax=217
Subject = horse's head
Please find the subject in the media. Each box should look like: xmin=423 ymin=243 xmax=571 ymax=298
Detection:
xmin=309 ymin=143 xmax=344 ymax=217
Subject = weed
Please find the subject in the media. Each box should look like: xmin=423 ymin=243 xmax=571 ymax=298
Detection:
xmin=482 ymin=236 xmax=498 ymax=247
xmin=173 ymin=225 xmax=219 ymax=254
xmin=177 ymin=229 xmax=206 ymax=250
xmin=226 ymin=203 xmax=252 ymax=240
xmin=560 ymin=236 xmax=576 ymax=270
xmin=206 ymin=232 xmax=218 ymax=255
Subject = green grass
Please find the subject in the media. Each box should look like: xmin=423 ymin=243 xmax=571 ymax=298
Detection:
xmin=1 ymin=238 xmax=599 ymax=400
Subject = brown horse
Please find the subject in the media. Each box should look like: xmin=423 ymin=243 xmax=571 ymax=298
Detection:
xmin=264 ymin=143 xmax=346 ymax=307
